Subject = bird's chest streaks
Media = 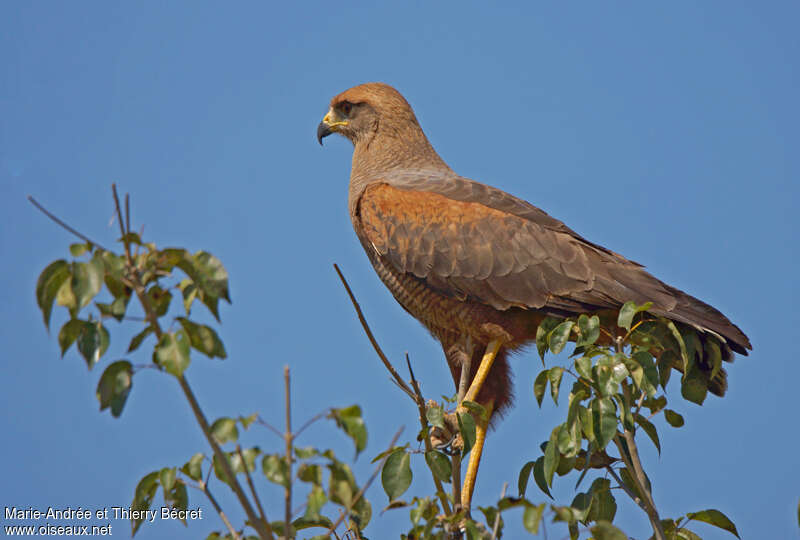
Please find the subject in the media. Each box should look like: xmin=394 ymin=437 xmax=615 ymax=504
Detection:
xmin=358 ymin=233 xmax=474 ymax=336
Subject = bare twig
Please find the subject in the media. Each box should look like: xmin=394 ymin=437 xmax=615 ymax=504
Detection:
xmin=634 ymin=389 xmax=647 ymax=418
xmin=452 ymin=341 xmax=474 ymax=515
xmin=183 ymin=477 xmax=241 ymax=540
xmin=28 ymin=195 xmax=111 ymax=252
xmin=333 ymin=264 xmax=416 ymax=401
xmin=293 ymin=409 xmax=331 ymax=440
xmin=490 ymin=482 xmax=508 ymax=540
xmin=457 ymin=338 xmax=474 ymax=402
xmin=284 ymin=366 xmax=293 ymax=540
xmin=256 ymin=417 xmax=285 ymax=439
xmin=326 ymin=427 xmax=404 ymax=536
xmin=236 ymin=445 xmax=267 ymax=532
xmin=406 ymin=354 xmax=453 ymax=516
xmin=613 ymin=432 xmax=664 ymax=540
xmin=604 ymin=465 xmax=648 ymax=514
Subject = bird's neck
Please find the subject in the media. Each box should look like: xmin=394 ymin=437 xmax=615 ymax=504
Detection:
xmin=348 ymin=126 xmax=451 ymax=215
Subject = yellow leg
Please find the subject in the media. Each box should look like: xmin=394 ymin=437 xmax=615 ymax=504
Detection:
xmin=462 ymin=339 xmax=502 ymax=404
xmin=457 ymin=338 xmax=503 ymax=512
xmin=461 ymin=399 xmax=494 ymax=511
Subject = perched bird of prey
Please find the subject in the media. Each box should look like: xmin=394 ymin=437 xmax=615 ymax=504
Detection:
xmin=317 ymin=82 xmax=750 ymax=511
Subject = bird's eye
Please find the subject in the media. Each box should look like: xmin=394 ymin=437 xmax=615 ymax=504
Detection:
xmin=340 ymin=101 xmax=352 ymax=115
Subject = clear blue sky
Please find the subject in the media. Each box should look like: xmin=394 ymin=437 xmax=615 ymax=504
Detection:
xmin=2 ymin=2 xmax=798 ymax=539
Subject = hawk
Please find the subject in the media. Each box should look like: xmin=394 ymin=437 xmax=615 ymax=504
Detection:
xmin=317 ymin=82 xmax=750 ymax=511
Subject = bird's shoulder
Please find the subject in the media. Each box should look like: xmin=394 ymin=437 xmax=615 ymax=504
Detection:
xmin=356 ymin=169 xmax=624 ymax=261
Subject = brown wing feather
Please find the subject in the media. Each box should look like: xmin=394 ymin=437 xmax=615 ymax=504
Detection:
xmin=357 ymin=179 xmax=751 ymax=355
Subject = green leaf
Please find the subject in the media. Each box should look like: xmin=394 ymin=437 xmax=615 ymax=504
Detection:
xmin=478 ymin=506 xmax=502 ymax=537
xmin=544 ymin=428 xmax=560 ymax=487
xmin=457 ymin=412 xmax=477 ymax=455
xmin=96 ymin=360 xmax=133 ymax=417
xmin=96 ymin=294 xmax=129 ymax=321
xmin=119 ymin=232 xmax=144 ymax=246
xmin=71 ymin=258 xmax=104 ymax=311
xmin=153 ymin=331 xmax=191 ymax=377
xmin=633 ymin=413 xmax=661 ymax=455
xmin=176 ymin=317 xmax=227 ymax=359
xmin=517 ymin=460 xmax=534 ymax=498
xmin=548 ymin=367 xmax=564 ymax=405
xmin=592 ymin=397 xmax=618 ymax=450
xmin=424 ymin=450 xmax=451 ymax=484
xmin=681 ymin=364 xmax=709 ymax=405
xmin=131 ymin=471 xmax=159 ymax=536
xmin=533 ymin=369 xmax=549 ymax=407
xmin=532 ymin=456 xmax=553 ymax=498
xmin=595 ymin=356 xmax=623 ymax=397
xmin=297 ymin=463 xmax=323 ymax=485
xmin=686 ymin=509 xmax=740 ymax=538
xmin=703 ymin=341 xmax=722 ymax=383
xmin=381 ymin=449 xmax=412 ymax=501
xmin=174 ymin=251 xmax=231 ymax=320
xmin=632 ymin=350 xmax=659 ymax=396
xmin=181 ymin=453 xmax=204 ymax=481
xmin=76 ymin=320 xmax=109 ymax=369
xmin=676 ymin=528 xmax=704 ymax=540
xmin=570 ymin=491 xmax=592 ymax=522
xmin=55 ymin=271 xmax=77 ymax=313
xmin=576 ymin=314 xmax=600 ymax=347
xmin=144 ymin=286 xmax=172 ymax=317
xmin=426 ymin=405 xmax=445 ymax=429
xmin=522 ymin=503 xmax=545 ymax=534
xmin=461 ymin=400 xmax=487 ymax=419
xmin=69 ymin=242 xmax=91 ymax=257
xmin=292 ymin=515 xmax=333 ymax=531
xmin=36 ymin=260 xmax=70 ymax=330
xmin=210 ymin=417 xmax=239 ymax=444
xmin=666 ymin=320 xmax=689 ymax=370
xmin=178 ymin=279 xmax=198 ymax=315
xmin=127 ymin=326 xmax=153 ymax=353
xmin=159 ymin=467 xmax=176 ymax=492
xmin=567 ymin=389 xmax=588 ymax=428
xmin=557 ymin=421 xmax=581 ymax=458
xmin=329 ymin=405 xmax=367 ymax=457
xmin=370 ymin=444 xmax=408 ymax=464
xmin=579 ymin=405 xmax=595 ymax=444
xmin=588 ymin=478 xmax=617 ymax=523
xmin=664 ymin=409 xmax=685 ymax=427
xmin=239 ymin=413 xmax=257 ymax=430
xmin=536 ymin=316 xmax=561 ymax=361
xmin=58 ymin=319 xmax=85 ymax=357
xmin=549 ymin=320 xmax=575 ymax=355
xmin=590 ymin=521 xmax=627 ymax=540
xmin=617 ymin=301 xmax=652 ymax=331
xmin=575 ymin=355 xmax=593 ymax=380
xmin=462 ymin=519 xmax=481 ymax=540
xmin=304 ymin=485 xmax=327 ymax=520
xmin=262 ymin=454 xmax=290 ymax=488
xmin=164 ymin=482 xmax=188 ymax=524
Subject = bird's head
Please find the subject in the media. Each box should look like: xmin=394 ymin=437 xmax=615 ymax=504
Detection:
xmin=317 ymin=82 xmax=421 ymax=146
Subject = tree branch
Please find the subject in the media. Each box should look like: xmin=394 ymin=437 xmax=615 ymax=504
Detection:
xmin=284 ymin=365 xmax=293 ymax=539
xmin=183 ymin=476 xmax=241 ymax=540
xmin=27 ymin=195 xmax=110 ymax=252
xmin=110 ymin=185 xmax=273 ymax=540
xmin=333 ymin=264 xmax=416 ymax=401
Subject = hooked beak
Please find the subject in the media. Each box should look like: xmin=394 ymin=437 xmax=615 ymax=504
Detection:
xmin=317 ymin=109 xmax=348 ymax=145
